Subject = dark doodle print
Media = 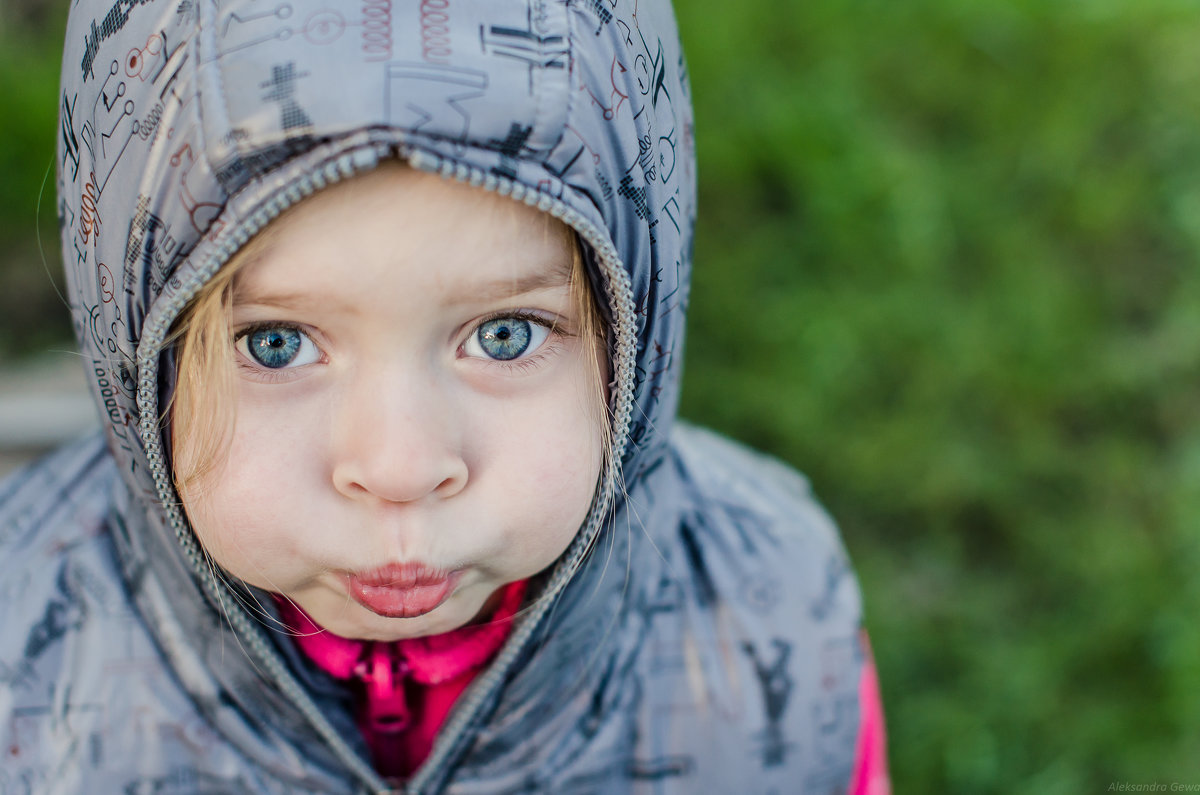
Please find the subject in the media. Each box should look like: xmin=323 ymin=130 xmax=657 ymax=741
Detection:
xmin=743 ymin=639 xmax=795 ymax=767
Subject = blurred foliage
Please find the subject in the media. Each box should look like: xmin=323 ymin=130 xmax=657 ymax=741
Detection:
xmin=2 ymin=0 xmax=1198 ymax=791
xmin=678 ymin=0 xmax=1200 ymax=791
xmin=0 ymin=0 xmax=71 ymax=359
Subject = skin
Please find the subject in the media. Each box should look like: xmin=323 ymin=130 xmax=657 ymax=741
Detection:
xmin=180 ymin=163 xmax=604 ymax=641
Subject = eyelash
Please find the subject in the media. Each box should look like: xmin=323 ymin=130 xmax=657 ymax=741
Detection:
xmin=232 ymin=321 xmax=322 ymax=382
xmin=464 ymin=310 xmax=569 ymax=373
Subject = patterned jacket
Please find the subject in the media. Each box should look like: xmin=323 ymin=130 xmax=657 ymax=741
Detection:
xmin=0 ymin=0 xmax=876 ymax=791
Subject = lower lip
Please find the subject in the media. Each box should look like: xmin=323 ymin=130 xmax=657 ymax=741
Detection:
xmin=344 ymin=569 xmax=461 ymax=619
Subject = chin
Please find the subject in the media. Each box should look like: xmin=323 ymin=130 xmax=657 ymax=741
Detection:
xmin=334 ymin=604 xmax=473 ymax=642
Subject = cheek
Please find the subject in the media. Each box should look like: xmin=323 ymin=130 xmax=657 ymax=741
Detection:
xmin=179 ymin=400 xmax=321 ymax=575
xmin=532 ymin=428 xmax=602 ymax=502
xmin=183 ymin=464 xmax=281 ymax=575
xmin=497 ymin=372 xmax=604 ymax=546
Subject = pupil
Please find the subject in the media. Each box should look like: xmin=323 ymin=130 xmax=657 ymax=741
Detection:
xmin=495 ymin=327 xmax=511 ymax=341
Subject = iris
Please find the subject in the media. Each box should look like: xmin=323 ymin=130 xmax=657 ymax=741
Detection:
xmin=246 ymin=327 xmax=303 ymax=369
xmin=477 ymin=318 xmax=532 ymax=361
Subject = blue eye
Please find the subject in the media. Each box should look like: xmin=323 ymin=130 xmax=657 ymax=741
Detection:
xmin=466 ymin=316 xmax=550 ymax=361
xmin=236 ymin=325 xmax=320 ymax=369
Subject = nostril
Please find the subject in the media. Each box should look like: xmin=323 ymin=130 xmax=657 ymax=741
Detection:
xmin=332 ymin=454 xmax=468 ymax=504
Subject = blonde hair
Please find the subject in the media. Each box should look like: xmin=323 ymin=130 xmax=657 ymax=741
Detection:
xmin=169 ymin=201 xmax=611 ymax=499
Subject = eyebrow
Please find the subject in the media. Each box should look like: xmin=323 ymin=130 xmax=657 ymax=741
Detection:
xmin=459 ymin=256 xmax=574 ymax=305
xmin=233 ymin=256 xmax=574 ymax=310
xmin=232 ymin=289 xmax=325 ymax=312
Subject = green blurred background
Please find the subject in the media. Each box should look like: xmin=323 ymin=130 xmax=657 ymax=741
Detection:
xmin=3 ymin=0 xmax=1198 ymax=790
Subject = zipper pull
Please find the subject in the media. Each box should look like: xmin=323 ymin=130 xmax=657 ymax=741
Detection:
xmin=355 ymin=642 xmax=411 ymax=734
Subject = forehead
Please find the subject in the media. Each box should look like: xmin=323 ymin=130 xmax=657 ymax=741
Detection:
xmin=231 ymin=163 xmax=574 ymax=308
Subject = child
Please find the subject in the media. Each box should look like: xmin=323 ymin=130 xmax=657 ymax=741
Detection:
xmin=0 ymin=0 xmax=888 ymax=791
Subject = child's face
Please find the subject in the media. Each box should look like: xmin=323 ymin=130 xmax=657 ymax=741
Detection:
xmin=180 ymin=164 xmax=605 ymax=641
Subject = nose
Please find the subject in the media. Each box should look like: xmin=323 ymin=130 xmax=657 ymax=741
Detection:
xmin=330 ymin=367 xmax=468 ymax=504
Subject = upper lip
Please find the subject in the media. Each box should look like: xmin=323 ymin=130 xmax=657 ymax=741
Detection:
xmin=348 ymin=562 xmax=450 ymax=588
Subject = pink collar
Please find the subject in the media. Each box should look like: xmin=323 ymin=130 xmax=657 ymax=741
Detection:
xmin=278 ymin=581 xmax=528 ymax=742
xmin=277 ymin=580 xmax=528 ymax=686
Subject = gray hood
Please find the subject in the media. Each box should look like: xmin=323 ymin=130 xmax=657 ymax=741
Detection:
xmin=57 ymin=0 xmax=696 ymax=790
xmin=60 ymin=0 xmax=692 ymax=477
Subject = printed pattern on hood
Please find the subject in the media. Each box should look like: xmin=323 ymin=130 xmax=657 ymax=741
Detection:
xmin=0 ymin=0 xmax=869 ymax=792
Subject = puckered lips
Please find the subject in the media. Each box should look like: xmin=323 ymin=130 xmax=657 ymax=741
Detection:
xmin=343 ymin=563 xmax=461 ymax=618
